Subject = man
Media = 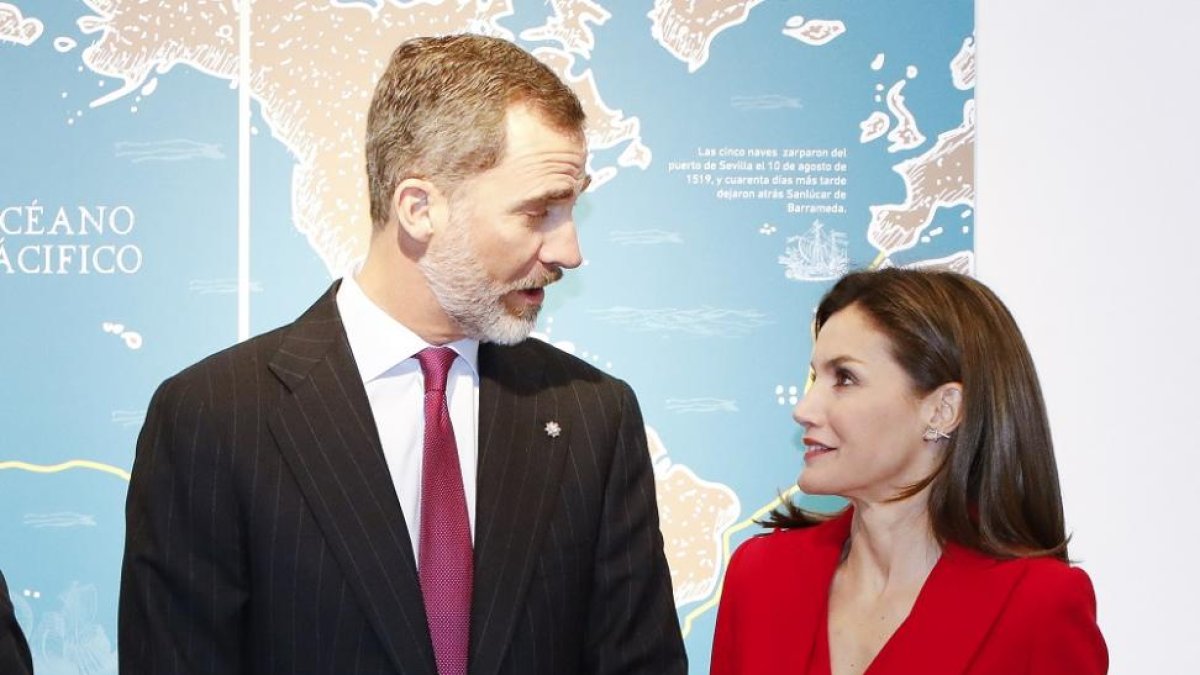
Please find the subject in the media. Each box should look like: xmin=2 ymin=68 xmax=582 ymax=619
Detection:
xmin=119 ymin=34 xmax=686 ymax=675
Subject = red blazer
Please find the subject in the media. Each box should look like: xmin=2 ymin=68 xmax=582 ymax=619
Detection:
xmin=711 ymin=511 xmax=1107 ymax=674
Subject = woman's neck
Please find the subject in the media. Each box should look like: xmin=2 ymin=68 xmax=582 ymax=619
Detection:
xmin=842 ymin=497 xmax=941 ymax=591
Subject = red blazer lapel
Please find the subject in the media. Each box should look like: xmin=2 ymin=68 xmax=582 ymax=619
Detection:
xmin=713 ymin=509 xmax=852 ymax=674
xmin=793 ymin=512 xmax=853 ymax=669
xmin=753 ymin=511 xmax=851 ymax=672
xmin=872 ymin=543 xmax=1028 ymax=673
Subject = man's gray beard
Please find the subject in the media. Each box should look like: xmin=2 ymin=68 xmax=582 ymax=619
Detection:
xmin=417 ymin=220 xmax=539 ymax=346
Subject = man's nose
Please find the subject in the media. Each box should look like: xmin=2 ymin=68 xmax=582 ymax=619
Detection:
xmin=541 ymin=218 xmax=582 ymax=270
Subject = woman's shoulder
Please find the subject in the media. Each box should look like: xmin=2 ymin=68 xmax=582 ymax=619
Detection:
xmin=733 ymin=526 xmax=817 ymax=558
xmin=983 ymin=555 xmax=1107 ymax=666
xmin=719 ymin=515 xmax=849 ymax=618
xmin=730 ymin=511 xmax=850 ymax=572
xmin=1015 ymin=556 xmax=1098 ymax=609
xmin=949 ymin=545 xmax=1098 ymax=612
xmin=976 ymin=551 xmax=1097 ymax=597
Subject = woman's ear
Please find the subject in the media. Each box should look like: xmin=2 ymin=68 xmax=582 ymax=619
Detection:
xmin=925 ymin=382 xmax=964 ymax=435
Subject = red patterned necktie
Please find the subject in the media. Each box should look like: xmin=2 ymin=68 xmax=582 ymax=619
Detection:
xmin=415 ymin=347 xmax=472 ymax=675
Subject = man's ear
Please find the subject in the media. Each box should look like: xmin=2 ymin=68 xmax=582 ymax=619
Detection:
xmin=391 ymin=178 xmax=443 ymax=244
xmin=926 ymin=382 xmax=964 ymax=434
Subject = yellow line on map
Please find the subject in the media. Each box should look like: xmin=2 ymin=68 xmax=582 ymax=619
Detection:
xmin=0 ymin=460 xmax=130 ymax=482
xmin=680 ymin=484 xmax=800 ymax=638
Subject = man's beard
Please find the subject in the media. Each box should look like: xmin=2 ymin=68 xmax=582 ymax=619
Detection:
xmin=418 ymin=212 xmax=561 ymax=345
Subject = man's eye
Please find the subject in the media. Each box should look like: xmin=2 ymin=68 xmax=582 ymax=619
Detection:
xmin=521 ymin=208 xmax=549 ymax=223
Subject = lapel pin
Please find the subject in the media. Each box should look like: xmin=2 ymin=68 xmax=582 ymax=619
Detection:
xmin=544 ymin=421 xmax=562 ymax=438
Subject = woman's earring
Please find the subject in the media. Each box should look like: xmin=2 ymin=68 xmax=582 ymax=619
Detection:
xmin=922 ymin=426 xmax=951 ymax=442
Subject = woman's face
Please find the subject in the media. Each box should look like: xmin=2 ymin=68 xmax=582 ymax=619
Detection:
xmin=792 ymin=304 xmax=943 ymax=503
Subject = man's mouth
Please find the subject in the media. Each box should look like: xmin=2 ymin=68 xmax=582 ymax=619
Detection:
xmin=516 ymin=287 xmax=545 ymax=304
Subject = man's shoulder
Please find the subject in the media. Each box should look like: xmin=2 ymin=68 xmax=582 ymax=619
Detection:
xmin=490 ymin=336 xmax=625 ymax=386
xmin=167 ymin=286 xmax=339 ymax=388
xmin=168 ymin=323 xmax=292 ymax=386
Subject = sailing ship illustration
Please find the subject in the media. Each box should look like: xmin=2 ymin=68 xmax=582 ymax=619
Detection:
xmin=779 ymin=220 xmax=849 ymax=281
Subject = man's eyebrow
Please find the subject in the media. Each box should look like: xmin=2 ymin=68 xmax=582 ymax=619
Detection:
xmin=516 ymin=177 xmax=591 ymax=209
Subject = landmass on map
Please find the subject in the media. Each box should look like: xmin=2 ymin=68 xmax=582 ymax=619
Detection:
xmin=649 ymin=0 xmax=765 ymax=72
xmin=647 ymin=426 xmax=741 ymax=606
xmin=77 ymin=0 xmax=645 ymax=274
xmin=860 ymin=110 xmax=891 ymax=143
xmin=868 ymin=99 xmax=975 ymax=255
xmin=883 ymin=250 xmax=975 ymax=275
xmin=781 ymin=15 xmax=845 ymax=46
xmin=530 ymin=47 xmax=650 ymax=190
xmin=884 ymin=80 xmax=925 ymax=153
xmin=518 ymin=0 xmax=609 ymax=59
xmin=0 ymin=2 xmax=42 ymax=45
xmin=951 ymin=36 xmax=976 ymax=90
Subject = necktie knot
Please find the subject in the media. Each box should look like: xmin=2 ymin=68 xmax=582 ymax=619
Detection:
xmin=416 ymin=347 xmax=457 ymax=393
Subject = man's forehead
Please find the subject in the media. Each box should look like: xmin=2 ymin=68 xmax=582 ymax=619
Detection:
xmin=502 ymin=103 xmax=585 ymax=144
xmin=496 ymin=119 xmax=586 ymax=174
xmin=503 ymin=96 xmax=584 ymax=128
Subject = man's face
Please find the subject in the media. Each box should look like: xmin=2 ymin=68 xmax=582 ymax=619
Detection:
xmin=419 ymin=104 xmax=588 ymax=345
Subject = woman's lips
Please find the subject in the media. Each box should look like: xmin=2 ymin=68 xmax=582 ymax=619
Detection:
xmin=803 ymin=444 xmax=836 ymax=463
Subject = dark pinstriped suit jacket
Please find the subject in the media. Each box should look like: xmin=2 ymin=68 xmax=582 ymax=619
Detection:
xmin=119 ymin=284 xmax=686 ymax=674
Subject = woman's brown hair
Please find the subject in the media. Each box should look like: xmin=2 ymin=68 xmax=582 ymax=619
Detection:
xmin=765 ymin=268 xmax=1070 ymax=561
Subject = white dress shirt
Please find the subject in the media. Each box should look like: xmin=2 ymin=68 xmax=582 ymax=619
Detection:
xmin=336 ymin=274 xmax=479 ymax=562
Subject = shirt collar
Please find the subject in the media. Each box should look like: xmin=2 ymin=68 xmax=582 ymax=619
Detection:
xmin=336 ymin=271 xmax=479 ymax=383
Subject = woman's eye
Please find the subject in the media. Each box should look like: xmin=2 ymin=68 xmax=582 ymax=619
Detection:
xmin=833 ymin=369 xmax=855 ymax=386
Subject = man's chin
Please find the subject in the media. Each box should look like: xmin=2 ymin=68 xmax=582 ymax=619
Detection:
xmin=463 ymin=305 xmax=538 ymax=346
xmin=480 ymin=319 xmax=535 ymax=346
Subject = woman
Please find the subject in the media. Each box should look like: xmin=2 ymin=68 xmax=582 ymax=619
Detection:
xmin=711 ymin=269 xmax=1107 ymax=674
xmin=0 ymin=569 xmax=33 ymax=675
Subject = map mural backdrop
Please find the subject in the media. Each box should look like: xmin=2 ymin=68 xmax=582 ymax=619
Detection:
xmin=0 ymin=1 xmax=974 ymax=672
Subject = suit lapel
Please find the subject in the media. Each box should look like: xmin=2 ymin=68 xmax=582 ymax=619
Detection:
xmin=468 ymin=342 xmax=569 ymax=675
xmin=871 ymin=543 xmax=1028 ymax=673
xmin=267 ymin=284 xmax=437 ymax=675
